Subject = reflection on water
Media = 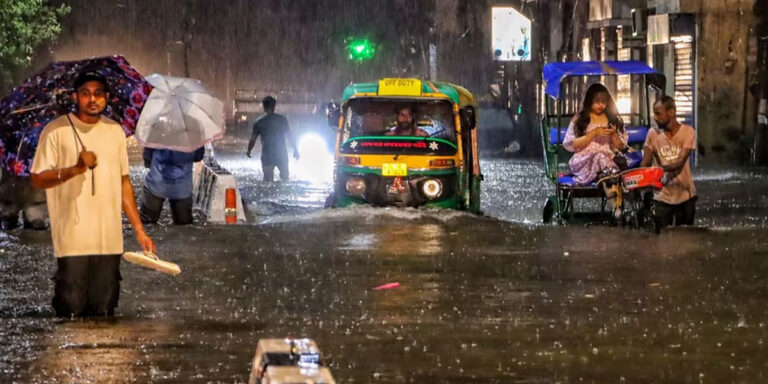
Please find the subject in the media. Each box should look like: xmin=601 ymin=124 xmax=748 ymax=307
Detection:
xmin=370 ymin=223 xmax=445 ymax=257
xmin=340 ymin=233 xmax=377 ymax=251
xmin=29 ymin=319 xmax=173 ymax=383
xmin=4 ymin=203 xmax=768 ymax=383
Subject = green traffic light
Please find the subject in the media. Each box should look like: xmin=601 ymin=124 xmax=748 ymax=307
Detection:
xmin=346 ymin=38 xmax=376 ymax=62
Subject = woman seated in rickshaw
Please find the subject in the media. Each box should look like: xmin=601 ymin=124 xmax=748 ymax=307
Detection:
xmin=563 ymin=83 xmax=628 ymax=185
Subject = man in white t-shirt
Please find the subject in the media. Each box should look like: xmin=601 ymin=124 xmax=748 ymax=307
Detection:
xmin=641 ymin=96 xmax=697 ymax=229
xmin=30 ymin=71 xmax=155 ymax=317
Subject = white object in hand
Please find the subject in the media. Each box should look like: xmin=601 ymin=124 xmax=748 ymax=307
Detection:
xmin=123 ymin=251 xmax=181 ymax=276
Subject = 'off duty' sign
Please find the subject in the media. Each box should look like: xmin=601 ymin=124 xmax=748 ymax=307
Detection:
xmin=378 ymin=78 xmax=423 ymax=96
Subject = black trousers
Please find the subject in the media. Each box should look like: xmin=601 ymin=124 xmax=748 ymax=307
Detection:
xmin=52 ymin=255 xmax=122 ymax=317
xmin=654 ymin=196 xmax=697 ymax=228
xmin=262 ymin=160 xmax=289 ymax=182
xmin=140 ymin=186 xmax=193 ymax=225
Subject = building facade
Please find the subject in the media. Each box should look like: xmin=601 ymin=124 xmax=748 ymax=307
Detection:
xmin=570 ymin=0 xmax=758 ymax=164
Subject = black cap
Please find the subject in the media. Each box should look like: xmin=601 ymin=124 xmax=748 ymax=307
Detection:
xmin=73 ymin=71 xmax=109 ymax=92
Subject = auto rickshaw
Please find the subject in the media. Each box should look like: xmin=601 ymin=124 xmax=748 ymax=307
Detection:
xmin=540 ymin=61 xmax=667 ymax=228
xmin=326 ymin=78 xmax=482 ymax=213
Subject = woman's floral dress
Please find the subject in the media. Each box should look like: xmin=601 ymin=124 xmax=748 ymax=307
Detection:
xmin=563 ymin=120 xmax=628 ymax=185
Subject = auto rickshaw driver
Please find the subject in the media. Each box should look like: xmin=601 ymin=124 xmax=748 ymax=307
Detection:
xmin=385 ymin=105 xmax=429 ymax=137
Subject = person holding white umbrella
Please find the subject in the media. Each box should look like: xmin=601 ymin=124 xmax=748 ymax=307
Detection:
xmin=140 ymin=146 xmax=204 ymax=225
xmin=134 ymin=74 xmax=224 ymax=224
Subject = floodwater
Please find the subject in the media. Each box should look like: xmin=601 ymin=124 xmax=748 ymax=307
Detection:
xmin=2 ymin=134 xmax=768 ymax=383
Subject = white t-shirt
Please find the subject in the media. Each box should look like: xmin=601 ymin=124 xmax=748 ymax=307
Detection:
xmin=31 ymin=113 xmax=129 ymax=257
xmin=643 ymin=124 xmax=697 ymax=205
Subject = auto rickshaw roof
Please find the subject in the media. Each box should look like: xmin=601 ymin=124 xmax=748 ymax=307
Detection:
xmin=543 ymin=61 xmax=666 ymax=99
xmin=341 ymin=79 xmax=463 ymax=105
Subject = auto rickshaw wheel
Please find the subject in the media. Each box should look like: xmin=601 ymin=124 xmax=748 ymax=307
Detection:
xmin=639 ymin=192 xmax=659 ymax=233
xmin=639 ymin=207 xmax=658 ymax=233
xmin=324 ymin=193 xmax=336 ymax=208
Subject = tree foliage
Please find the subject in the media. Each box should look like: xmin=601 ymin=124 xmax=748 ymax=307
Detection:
xmin=0 ymin=0 xmax=70 ymax=89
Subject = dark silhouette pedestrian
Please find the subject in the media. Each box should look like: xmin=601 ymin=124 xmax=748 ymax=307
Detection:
xmin=246 ymin=96 xmax=299 ymax=182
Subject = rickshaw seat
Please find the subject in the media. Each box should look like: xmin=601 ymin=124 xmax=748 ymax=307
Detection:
xmin=557 ymin=175 xmax=596 ymax=188
xmin=556 ymin=151 xmax=642 ymax=188
xmin=624 ymin=150 xmax=643 ymax=168
xmin=548 ymin=126 xmax=650 ymax=146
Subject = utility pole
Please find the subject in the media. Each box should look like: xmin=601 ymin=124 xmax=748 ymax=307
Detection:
xmin=754 ymin=0 xmax=768 ymax=164
xmin=429 ymin=0 xmax=438 ymax=81
xmin=182 ymin=16 xmax=193 ymax=78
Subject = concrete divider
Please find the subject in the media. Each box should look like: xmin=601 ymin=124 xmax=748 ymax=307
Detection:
xmin=192 ymin=157 xmax=246 ymax=223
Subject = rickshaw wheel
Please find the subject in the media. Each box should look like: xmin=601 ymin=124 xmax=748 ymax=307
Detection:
xmin=543 ymin=197 xmax=555 ymax=224
xmin=639 ymin=192 xmax=659 ymax=233
xmin=639 ymin=208 xmax=658 ymax=233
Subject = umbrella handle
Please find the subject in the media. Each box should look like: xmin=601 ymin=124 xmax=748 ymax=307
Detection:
xmin=66 ymin=114 xmax=96 ymax=196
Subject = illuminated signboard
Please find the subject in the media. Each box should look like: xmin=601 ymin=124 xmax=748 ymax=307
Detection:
xmin=491 ymin=7 xmax=531 ymax=61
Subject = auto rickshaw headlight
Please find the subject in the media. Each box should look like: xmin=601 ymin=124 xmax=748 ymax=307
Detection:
xmin=422 ymin=179 xmax=442 ymax=199
xmin=345 ymin=177 xmax=366 ymax=196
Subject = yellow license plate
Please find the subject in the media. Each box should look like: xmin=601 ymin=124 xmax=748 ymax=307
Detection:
xmin=382 ymin=163 xmax=408 ymax=176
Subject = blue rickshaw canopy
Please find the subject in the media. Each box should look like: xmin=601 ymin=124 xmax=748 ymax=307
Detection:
xmin=543 ymin=61 xmax=664 ymax=99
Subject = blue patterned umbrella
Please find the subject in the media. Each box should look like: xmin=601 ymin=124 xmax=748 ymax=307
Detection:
xmin=0 ymin=55 xmax=153 ymax=177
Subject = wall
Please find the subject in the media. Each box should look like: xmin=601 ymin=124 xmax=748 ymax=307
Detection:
xmin=679 ymin=0 xmax=756 ymax=163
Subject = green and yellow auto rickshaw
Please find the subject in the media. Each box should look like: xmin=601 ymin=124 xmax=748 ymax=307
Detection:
xmin=326 ymin=78 xmax=482 ymax=213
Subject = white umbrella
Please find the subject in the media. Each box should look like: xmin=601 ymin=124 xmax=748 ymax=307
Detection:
xmin=135 ymin=74 xmax=225 ymax=152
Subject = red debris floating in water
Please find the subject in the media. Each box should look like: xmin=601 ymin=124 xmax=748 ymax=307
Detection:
xmin=373 ymin=282 xmax=400 ymax=290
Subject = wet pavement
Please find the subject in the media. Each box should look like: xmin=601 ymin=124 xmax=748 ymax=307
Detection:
xmin=2 ymin=135 xmax=768 ymax=383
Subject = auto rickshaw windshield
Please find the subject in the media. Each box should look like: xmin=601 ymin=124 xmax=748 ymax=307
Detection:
xmin=342 ymin=98 xmax=457 ymax=143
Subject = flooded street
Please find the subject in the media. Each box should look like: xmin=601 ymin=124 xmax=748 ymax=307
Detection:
xmin=2 ymin=136 xmax=768 ymax=383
